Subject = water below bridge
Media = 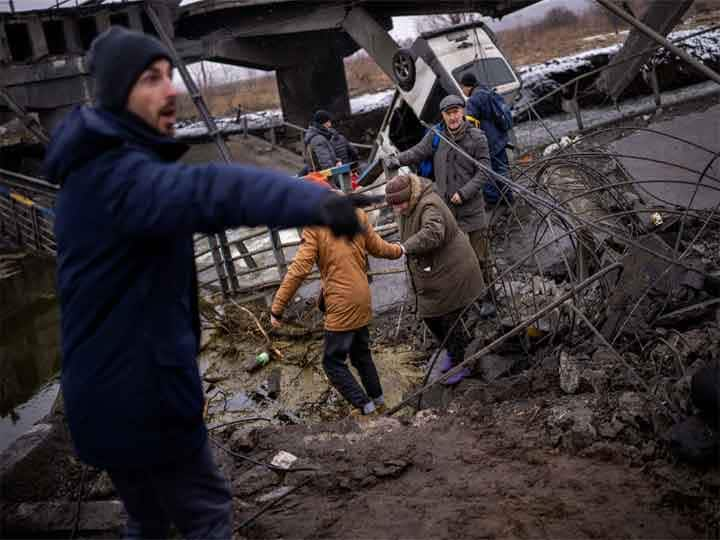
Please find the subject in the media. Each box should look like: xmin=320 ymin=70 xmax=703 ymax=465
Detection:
xmin=0 ymin=253 xmax=61 ymax=454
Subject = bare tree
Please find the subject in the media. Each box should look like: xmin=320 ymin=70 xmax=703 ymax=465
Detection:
xmin=415 ymin=12 xmax=484 ymax=33
xmin=541 ymin=7 xmax=580 ymax=29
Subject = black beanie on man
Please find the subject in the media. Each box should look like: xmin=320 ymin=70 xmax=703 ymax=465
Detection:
xmin=88 ymin=26 xmax=173 ymax=111
xmin=460 ymin=72 xmax=478 ymax=88
xmin=313 ymin=110 xmax=333 ymax=125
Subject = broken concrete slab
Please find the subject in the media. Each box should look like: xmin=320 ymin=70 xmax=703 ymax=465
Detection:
xmin=0 ymin=423 xmax=58 ymax=501
xmin=601 ymin=234 xmax=702 ymax=340
xmin=232 ymin=465 xmax=279 ymax=497
xmin=4 ymin=500 xmax=125 ymax=535
xmin=612 ymin=104 xmax=720 ymax=210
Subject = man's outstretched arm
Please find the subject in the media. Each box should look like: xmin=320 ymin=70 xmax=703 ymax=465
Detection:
xmin=98 ymin=150 xmax=357 ymax=237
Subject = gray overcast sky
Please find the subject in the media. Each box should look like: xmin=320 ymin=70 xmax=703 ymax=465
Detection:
xmin=3 ymin=0 xmax=594 ymax=38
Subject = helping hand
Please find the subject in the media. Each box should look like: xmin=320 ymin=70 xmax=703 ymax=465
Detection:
xmin=450 ymin=192 xmax=463 ymax=205
xmin=270 ymin=314 xmax=282 ymax=328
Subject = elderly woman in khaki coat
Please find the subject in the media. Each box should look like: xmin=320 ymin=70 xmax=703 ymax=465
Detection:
xmin=386 ymin=173 xmax=484 ymax=385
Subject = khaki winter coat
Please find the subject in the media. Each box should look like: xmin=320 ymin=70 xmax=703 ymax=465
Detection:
xmin=397 ymin=122 xmax=491 ymax=233
xmin=272 ymin=210 xmax=403 ymax=331
xmin=398 ymin=176 xmax=485 ymax=319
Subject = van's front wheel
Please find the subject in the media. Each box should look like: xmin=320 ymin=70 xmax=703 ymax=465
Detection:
xmin=392 ymin=49 xmax=416 ymax=91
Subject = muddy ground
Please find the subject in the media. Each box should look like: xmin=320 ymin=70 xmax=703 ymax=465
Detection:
xmin=5 ymin=297 xmax=717 ymax=539
xmin=196 ymin=294 xmax=720 ymax=540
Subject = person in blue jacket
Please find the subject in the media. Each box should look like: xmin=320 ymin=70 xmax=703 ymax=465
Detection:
xmin=460 ymin=72 xmax=514 ymax=205
xmin=43 ymin=27 xmax=361 ymax=540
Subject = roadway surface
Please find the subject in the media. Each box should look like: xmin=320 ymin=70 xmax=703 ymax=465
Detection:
xmin=612 ymin=101 xmax=720 ymax=210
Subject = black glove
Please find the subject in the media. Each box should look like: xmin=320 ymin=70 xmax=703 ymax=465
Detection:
xmin=318 ymin=194 xmax=362 ymax=239
xmin=347 ymin=193 xmax=385 ymax=208
xmin=383 ymin=156 xmax=401 ymax=170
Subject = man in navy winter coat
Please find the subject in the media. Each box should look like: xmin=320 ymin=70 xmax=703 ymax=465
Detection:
xmin=44 ymin=27 xmax=361 ymax=539
xmin=460 ymin=72 xmax=513 ymax=205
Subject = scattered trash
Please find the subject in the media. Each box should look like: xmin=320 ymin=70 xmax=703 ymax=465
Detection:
xmin=270 ymin=450 xmax=298 ymax=470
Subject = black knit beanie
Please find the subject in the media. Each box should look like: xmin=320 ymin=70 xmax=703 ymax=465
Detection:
xmin=313 ymin=110 xmax=333 ymax=125
xmin=460 ymin=72 xmax=478 ymax=88
xmin=88 ymin=26 xmax=173 ymax=111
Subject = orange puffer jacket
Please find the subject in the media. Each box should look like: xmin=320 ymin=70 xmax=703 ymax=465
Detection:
xmin=272 ymin=210 xmax=402 ymax=331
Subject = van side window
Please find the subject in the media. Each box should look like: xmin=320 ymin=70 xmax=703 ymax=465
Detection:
xmin=419 ymin=81 xmax=447 ymax=125
xmin=388 ymin=101 xmax=425 ymax=152
xmin=453 ymin=59 xmax=516 ymax=89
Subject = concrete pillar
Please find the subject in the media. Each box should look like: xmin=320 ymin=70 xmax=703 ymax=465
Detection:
xmin=0 ymin=24 xmax=10 ymax=62
xmin=62 ymin=18 xmax=83 ymax=55
xmin=127 ymin=7 xmax=144 ymax=33
xmin=96 ymin=13 xmax=111 ymax=33
xmin=596 ymin=0 xmax=694 ymax=100
xmin=28 ymin=17 xmax=49 ymax=60
xmin=276 ymin=50 xmax=350 ymax=127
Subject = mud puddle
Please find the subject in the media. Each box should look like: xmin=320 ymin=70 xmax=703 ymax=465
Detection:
xmin=199 ymin=300 xmax=427 ymax=428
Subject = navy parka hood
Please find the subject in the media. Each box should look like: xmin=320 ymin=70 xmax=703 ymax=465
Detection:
xmin=45 ymin=106 xmax=187 ymax=186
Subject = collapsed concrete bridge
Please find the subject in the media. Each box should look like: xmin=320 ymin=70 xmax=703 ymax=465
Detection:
xmin=0 ymin=0 xmax=540 ymax=132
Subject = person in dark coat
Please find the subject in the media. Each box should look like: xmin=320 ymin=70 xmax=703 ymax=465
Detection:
xmin=304 ymin=109 xmax=338 ymax=172
xmin=304 ymin=110 xmax=359 ymax=172
xmin=460 ymin=72 xmax=513 ymax=205
xmin=330 ymin=128 xmax=360 ymax=166
xmin=43 ymin=27 xmax=361 ymax=540
xmin=385 ymin=173 xmax=484 ymax=385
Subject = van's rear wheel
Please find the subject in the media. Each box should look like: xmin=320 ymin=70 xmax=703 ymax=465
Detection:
xmin=392 ymin=49 xmax=416 ymax=91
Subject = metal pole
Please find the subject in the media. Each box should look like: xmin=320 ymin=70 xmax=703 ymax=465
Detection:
xmin=648 ymin=65 xmax=662 ymax=110
xmin=8 ymin=0 xmax=15 ymax=13
xmin=144 ymin=3 xmax=244 ymax=295
xmin=594 ymin=0 xmax=720 ymax=87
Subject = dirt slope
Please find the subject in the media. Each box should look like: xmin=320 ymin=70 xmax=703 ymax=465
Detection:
xmin=232 ymin=398 xmax=701 ymax=540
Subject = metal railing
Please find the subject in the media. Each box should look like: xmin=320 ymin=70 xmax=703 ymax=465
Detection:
xmin=0 ymin=168 xmax=58 ymax=255
xmin=0 ymin=166 xmax=401 ymax=302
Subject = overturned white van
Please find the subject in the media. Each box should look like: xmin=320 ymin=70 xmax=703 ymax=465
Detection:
xmin=363 ymin=21 xmax=521 ymax=185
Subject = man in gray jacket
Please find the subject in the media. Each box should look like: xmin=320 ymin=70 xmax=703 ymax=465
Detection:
xmin=304 ymin=110 xmax=338 ymax=172
xmin=384 ymin=95 xmax=495 ymax=314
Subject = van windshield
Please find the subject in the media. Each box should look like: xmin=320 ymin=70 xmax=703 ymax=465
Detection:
xmin=453 ymin=58 xmax=516 ymax=89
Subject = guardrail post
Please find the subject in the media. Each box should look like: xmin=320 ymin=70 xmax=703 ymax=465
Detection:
xmin=268 ymin=127 xmax=277 ymax=148
xmin=236 ymin=241 xmax=258 ymax=269
xmin=30 ymin=206 xmax=41 ymax=250
xmin=10 ymin=199 xmax=22 ymax=245
xmin=269 ymin=229 xmax=287 ymax=277
xmin=649 ymin=65 xmax=662 ymax=111
xmin=206 ymin=235 xmax=229 ymax=296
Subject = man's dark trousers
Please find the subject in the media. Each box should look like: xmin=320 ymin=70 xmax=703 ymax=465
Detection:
xmin=323 ymin=326 xmax=382 ymax=409
xmin=106 ymin=440 xmax=232 ymax=539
